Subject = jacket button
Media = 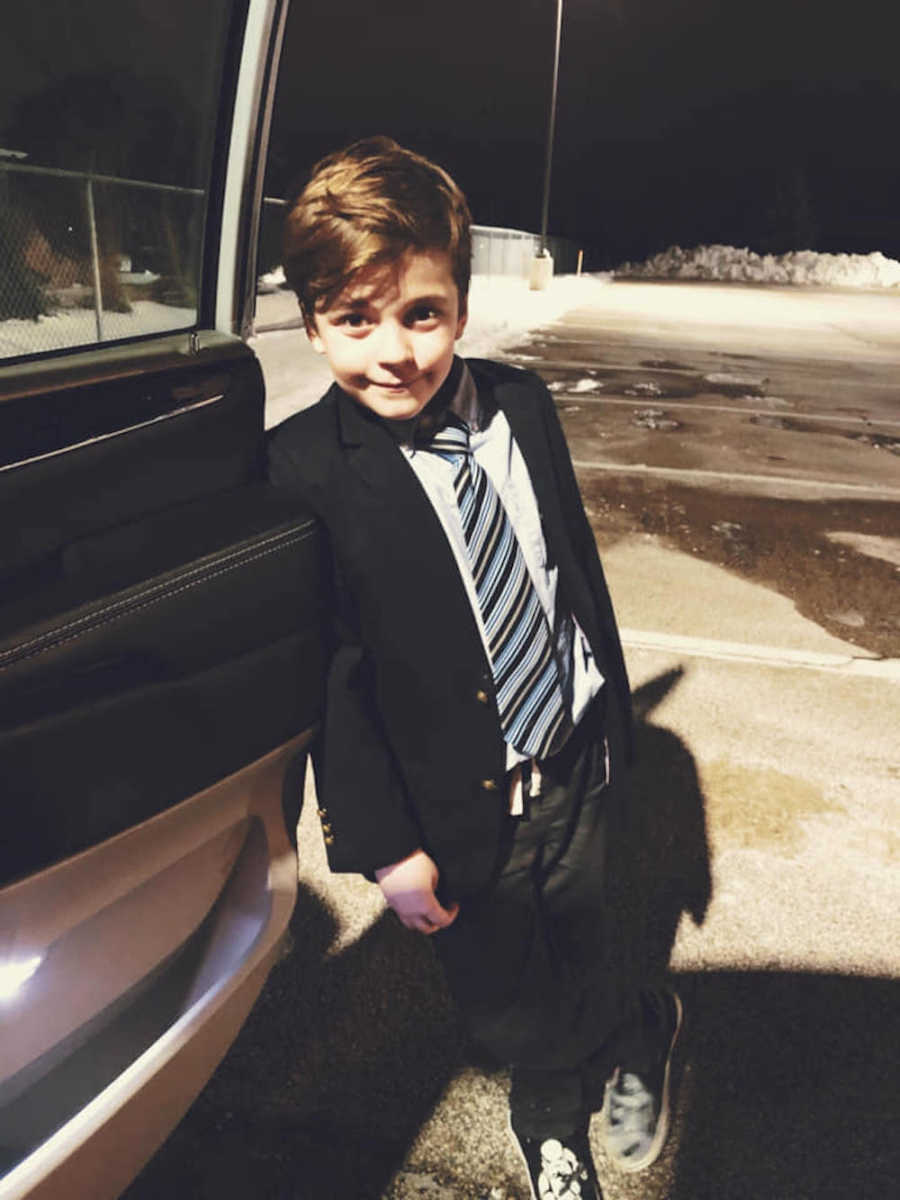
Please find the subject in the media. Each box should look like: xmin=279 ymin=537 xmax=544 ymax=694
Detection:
xmin=475 ymin=688 xmax=490 ymax=704
xmin=481 ymin=778 xmax=499 ymax=792
xmin=317 ymin=807 xmax=328 ymax=817
xmin=321 ymin=823 xmax=332 ymax=834
xmin=323 ymin=834 xmax=335 ymax=846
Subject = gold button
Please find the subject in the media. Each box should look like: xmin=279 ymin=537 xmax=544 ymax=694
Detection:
xmin=481 ymin=778 xmax=499 ymax=792
xmin=317 ymin=807 xmax=328 ymax=817
xmin=321 ymin=822 xmax=332 ymax=834
xmin=324 ymin=834 xmax=335 ymax=846
xmin=475 ymin=689 xmax=489 ymax=704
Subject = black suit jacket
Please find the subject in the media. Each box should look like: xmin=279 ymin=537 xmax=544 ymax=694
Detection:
xmin=267 ymin=358 xmax=632 ymax=899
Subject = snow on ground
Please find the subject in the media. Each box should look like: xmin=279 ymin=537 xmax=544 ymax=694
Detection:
xmin=255 ymin=273 xmax=613 ymax=428
xmin=0 ymin=299 xmax=195 ymax=358
xmin=617 ymin=244 xmax=900 ymax=289
xmin=458 ymin=273 xmax=611 ymax=356
xmin=258 ymin=265 xmax=287 ymax=292
xmin=5 ymin=242 xmax=898 ymax=363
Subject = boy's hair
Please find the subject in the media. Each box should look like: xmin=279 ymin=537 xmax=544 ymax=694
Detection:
xmin=282 ymin=136 xmax=472 ymax=328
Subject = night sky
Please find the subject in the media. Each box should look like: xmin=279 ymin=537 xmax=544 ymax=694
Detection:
xmin=3 ymin=1 xmax=899 ymax=272
xmin=266 ymin=0 xmax=900 ymax=267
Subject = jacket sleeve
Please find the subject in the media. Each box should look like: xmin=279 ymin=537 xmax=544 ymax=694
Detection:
xmin=314 ymin=556 xmax=424 ymax=877
xmin=536 ymin=382 xmax=636 ymax=757
xmin=267 ymin=421 xmax=423 ymax=877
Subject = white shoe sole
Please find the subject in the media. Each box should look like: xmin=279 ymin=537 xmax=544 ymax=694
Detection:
xmin=507 ymin=1112 xmax=541 ymax=1200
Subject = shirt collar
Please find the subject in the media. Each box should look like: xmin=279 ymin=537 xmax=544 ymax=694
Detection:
xmin=449 ymin=360 xmax=481 ymax=432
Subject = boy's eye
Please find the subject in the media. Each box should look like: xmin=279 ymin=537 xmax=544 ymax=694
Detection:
xmin=336 ymin=312 xmax=369 ymax=328
xmin=408 ymin=304 xmax=440 ymax=324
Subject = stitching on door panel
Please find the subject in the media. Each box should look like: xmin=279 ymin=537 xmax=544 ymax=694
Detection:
xmin=5 ymin=525 xmax=307 ymax=658
xmin=1 ymin=523 xmax=319 ymax=671
xmin=0 ymin=393 xmax=226 ymax=474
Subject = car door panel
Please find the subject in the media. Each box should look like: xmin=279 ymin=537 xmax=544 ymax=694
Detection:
xmin=1 ymin=323 xmax=328 ymax=1196
xmin=0 ymin=335 xmax=265 ymax=582
xmin=1 ymin=337 xmax=328 ymax=889
xmin=0 ymin=735 xmax=305 ymax=1200
xmin=1 ymin=2 xmax=314 ymax=1194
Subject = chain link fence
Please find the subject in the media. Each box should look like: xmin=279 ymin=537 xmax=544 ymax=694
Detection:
xmin=3 ymin=169 xmax=582 ymax=359
xmin=0 ymin=163 xmax=203 ymax=360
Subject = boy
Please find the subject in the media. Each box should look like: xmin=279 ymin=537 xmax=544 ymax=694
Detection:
xmin=268 ymin=137 xmax=681 ymax=1199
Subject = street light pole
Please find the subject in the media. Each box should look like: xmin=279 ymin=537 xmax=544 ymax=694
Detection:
xmin=538 ymin=0 xmax=564 ymax=257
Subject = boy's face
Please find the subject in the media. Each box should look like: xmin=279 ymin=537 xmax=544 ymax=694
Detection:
xmin=309 ymin=249 xmax=468 ymax=421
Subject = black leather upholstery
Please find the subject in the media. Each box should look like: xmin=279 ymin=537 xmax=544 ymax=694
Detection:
xmin=1 ymin=341 xmax=327 ymax=887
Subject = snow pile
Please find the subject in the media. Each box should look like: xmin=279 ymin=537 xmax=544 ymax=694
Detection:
xmin=616 ymin=244 xmax=900 ymax=289
xmin=258 ymin=265 xmax=287 ymax=293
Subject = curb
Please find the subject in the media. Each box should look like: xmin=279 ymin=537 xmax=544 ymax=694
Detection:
xmin=619 ymin=628 xmax=900 ymax=680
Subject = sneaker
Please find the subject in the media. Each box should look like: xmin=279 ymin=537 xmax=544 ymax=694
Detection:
xmin=510 ymin=1117 xmax=603 ymax=1199
xmin=601 ymin=988 xmax=683 ymax=1172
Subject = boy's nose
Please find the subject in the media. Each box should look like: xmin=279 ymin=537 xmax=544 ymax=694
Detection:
xmin=376 ymin=322 xmax=414 ymax=367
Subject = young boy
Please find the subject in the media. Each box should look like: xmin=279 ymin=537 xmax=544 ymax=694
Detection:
xmin=268 ymin=137 xmax=681 ymax=1199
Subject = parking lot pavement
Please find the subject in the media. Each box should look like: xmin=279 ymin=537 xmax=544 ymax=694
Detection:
xmin=126 ymin=283 xmax=898 ymax=1198
xmin=381 ymin=537 xmax=898 ymax=1199
xmin=518 ymin=282 xmax=900 ymax=662
xmin=124 ymin=533 xmax=898 ymax=1200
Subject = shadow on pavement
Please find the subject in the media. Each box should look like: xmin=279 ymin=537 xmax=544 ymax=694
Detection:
xmin=123 ymin=671 xmax=899 ymax=1200
xmin=123 ymin=668 xmax=715 ymax=1199
xmin=627 ymin=666 xmax=713 ymax=983
xmin=122 ymin=886 xmax=465 ymax=1200
xmin=665 ymin=968 xmax=899 ymax=1200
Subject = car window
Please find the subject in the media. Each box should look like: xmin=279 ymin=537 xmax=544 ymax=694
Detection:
xmin=0 ymin=0 xmax=238 ymax=361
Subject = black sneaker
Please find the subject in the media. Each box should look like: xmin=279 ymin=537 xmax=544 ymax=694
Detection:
xmin=601 ymin=988 xmax=683 ymax=1172
xmin=510 ymin=1117 xmax=603 ymax=1199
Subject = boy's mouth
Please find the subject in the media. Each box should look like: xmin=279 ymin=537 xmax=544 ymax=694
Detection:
xmin=369 ymin=378 xmax=419 ymax=392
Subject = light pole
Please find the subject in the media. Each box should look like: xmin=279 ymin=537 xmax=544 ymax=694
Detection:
xmin=539 ymin=0 xmax=564 ymax=257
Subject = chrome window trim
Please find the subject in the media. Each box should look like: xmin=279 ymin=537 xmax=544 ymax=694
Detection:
xmin=216 ymin=0 xmax=290 ymax=339
xmin=0 ymin=395 xmax=225 ymax=475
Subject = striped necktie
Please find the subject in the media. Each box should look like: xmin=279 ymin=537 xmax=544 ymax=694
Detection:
xmin=424 ymin=417 xmax=570 ymax=759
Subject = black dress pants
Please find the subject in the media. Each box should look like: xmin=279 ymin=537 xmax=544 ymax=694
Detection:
xmin=434 ymin=692 xmax=650 ymax=1138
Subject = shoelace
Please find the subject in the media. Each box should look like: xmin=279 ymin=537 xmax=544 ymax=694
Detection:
xmin=609 ymin=1074 xmax=656 ymax=1126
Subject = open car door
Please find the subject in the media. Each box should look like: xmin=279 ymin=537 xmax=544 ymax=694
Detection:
xmin=0 ymin=2 xmax=325 ymax=1196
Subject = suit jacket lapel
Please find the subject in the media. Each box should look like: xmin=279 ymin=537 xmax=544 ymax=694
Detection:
xmin=335 ymin=384 xmax=404 ymax=495
xmin=333 ymin=385 xmax=481 ymax=611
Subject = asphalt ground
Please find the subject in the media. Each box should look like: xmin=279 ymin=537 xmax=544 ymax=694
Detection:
xmin=523 ymin=281 xmax=900 ymax=660
xmin=124 ymin=281 xmax=899 ymax=1199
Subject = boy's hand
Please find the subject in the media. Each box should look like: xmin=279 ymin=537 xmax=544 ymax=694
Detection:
xmin=375 ymin=849 xmax=459 ymax=935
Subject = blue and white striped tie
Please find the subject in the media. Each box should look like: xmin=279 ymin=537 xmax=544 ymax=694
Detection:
xmin=425 ymin=418 xmax=569 ymax=759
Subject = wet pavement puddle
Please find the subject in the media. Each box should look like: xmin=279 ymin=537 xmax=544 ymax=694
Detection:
xmin=700 ymin=760 xmax=833 ymax=854
xmin=578 ymin=475 xmax=900 ymax=658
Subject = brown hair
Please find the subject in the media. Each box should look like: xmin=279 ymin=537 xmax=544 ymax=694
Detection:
xmin=282 ymin=137 xmax=472 ymax=327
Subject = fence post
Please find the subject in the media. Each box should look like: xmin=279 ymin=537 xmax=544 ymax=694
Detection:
xmin=84 ymin=176 xmax=105 ymax=342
